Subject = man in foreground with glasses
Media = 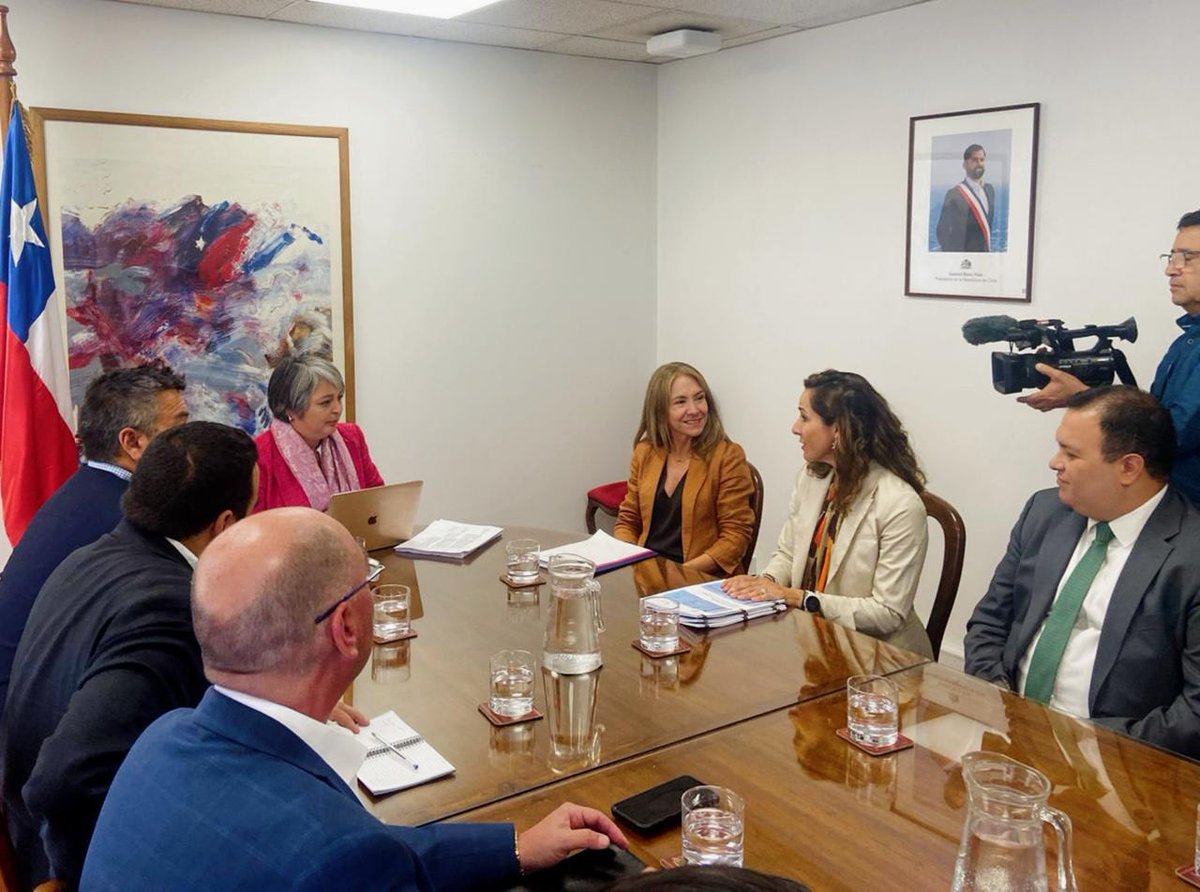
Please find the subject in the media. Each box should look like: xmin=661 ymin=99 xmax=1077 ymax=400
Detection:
xmin=82 ymin=507 xmax=627 ymax=891
xmin=1018 ymin=210 xmax=1200 ymax=504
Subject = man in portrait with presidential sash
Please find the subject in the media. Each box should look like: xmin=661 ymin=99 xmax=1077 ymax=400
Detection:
xmin=936 ymin=143 xmax=994 ymax=252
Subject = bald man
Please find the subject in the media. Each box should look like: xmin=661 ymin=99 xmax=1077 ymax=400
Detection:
xmin=82 ymin=508 xmax=626 ymax=891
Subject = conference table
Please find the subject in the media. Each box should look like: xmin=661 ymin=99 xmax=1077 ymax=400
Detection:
xmin=351 ymin=526 xmax=926 ymax=827
xmin=355 ymin=527 xmax=1200 ymax=889
xmin=460 ymin=663 xmax=1200 ymax=889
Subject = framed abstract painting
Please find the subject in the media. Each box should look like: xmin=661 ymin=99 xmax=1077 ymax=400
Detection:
xmin=905 ymin=102 xmax=1039 ymax=302
xmin=29 ymin=107 xmax=354 ymax=433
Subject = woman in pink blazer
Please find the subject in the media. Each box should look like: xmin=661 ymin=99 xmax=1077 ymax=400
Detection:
xmin=253 ymin=355 xmax=384 ymax=512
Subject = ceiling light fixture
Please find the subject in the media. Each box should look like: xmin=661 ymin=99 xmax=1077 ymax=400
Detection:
xmin=646 ymin=29 xmax=721 ymax=59
xmin=307 ymin=0 xmax=503 ymax=18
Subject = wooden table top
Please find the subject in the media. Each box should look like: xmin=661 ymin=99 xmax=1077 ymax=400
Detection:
xmin=458 ymin=662 xmax=1200 ymax=890
xmin=352 ymin=527 xmax=927 ymax=827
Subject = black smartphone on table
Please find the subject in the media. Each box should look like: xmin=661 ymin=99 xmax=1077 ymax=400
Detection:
xmin=611 ymin=774 xmax=704 ymax=834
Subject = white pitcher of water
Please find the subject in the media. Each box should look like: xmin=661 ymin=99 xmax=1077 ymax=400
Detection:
xmin=542 ymin=553 xmax=605 ymax=674
xmin=952 ymin=752 xmax=1077 ymax=892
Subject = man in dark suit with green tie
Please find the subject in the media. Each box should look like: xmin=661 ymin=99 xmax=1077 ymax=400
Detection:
xmin=964 ymin=385 xmax=1200 ymax=759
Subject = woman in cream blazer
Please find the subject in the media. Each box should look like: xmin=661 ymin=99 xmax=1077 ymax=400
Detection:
xmin=724 ymin=370 xmax=932 ymax=658
xmin=614 ymin=362 xmax=754 ymax=576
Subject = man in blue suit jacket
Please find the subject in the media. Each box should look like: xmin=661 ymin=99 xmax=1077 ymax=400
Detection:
xmin=965 ymin=386 xmax=1200 ymax=759
xmin=0 ymin=364 xmax=188 ymax=714
xmin=82 ymin=507 xmax=626 ymax=891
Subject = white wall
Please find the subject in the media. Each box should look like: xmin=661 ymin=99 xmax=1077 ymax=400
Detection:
xmin=656 ymin=0 xmax=1200 ymax=665
xmin=9 ymin=0 xmax=1196 ymax=663
xmin=13 ymin=0 xmax=657 ymax=535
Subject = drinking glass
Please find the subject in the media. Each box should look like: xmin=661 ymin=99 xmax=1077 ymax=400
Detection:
xmin=681 ymin=785 xmax=744 ymax=867
xmin=846 ymin=674 xmax=899 ymax=747
xmin=506 ymin=539 xmax=540 ymax=584
xmin=490 ymin=649 xmax=536 ymax=717
xmin=371 ymin=584 xmax=411 ymax=642
xmin=639 ymin=596 xmax=680 ymax=652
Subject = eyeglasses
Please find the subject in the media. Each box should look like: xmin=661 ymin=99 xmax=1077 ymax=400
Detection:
xmin=1160 ymin=249 xmax=1200 ymax=268
xmin=313 ymin=562 xmax=384 ymax=625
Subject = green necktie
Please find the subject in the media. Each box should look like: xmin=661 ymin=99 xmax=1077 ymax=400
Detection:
xmin=1023 ymin=522 xmax=1115 ymax=705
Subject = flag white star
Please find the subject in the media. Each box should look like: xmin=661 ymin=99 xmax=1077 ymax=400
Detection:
xmin=10 ymin=197 xmax=45 ymax=265
xmin=195 ymin=236 xmax=206 ymax=250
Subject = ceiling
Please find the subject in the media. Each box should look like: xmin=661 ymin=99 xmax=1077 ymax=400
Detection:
xmin=110 ymin=0 xmax=933 ymax=64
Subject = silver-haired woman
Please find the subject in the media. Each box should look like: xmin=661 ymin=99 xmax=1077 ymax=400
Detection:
xmin=253 ymin=355 xmax=384 ymax=511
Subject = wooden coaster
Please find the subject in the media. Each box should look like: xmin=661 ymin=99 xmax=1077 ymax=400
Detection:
xmin=659 ymin=855 xmax=684 ymax=869
xmin=373 ymin=629 xmax=417 ymax=644
xmin=478 ymin=702 xmax=544 ymax=726
xmin=1176 ymin=865 xmax=1200 ymax=888
xmin=500 ymin=572 xmax=546 ymax=588
xmin=836 ymin=727 xmax=914 ymax=756
xmin=631 ymin=639 xmax=692 ymax=658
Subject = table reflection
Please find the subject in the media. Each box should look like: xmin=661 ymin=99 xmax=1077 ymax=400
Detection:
xmin=543 ymin=667 xmax=603 ymax=775
xmin=505 ymin=585 xmax=541 ymax=624
xmin=371 ymin=639 xmax=411 ymax=684
xmin=488 ymin=722 xmax=537 ymax=775
xmin=639 ymin=654 xmax=679 ymax=696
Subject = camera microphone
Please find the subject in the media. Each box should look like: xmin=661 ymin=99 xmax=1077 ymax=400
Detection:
xmin=961 ymin=315 xmax=1021 ymax=345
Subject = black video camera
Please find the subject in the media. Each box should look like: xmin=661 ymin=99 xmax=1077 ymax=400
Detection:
xmin=961 ymin=315 xmax=1139 ymax=394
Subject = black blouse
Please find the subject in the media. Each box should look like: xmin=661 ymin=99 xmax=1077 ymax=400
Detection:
xmin=643 ymin=463 xmax=685 ymax=564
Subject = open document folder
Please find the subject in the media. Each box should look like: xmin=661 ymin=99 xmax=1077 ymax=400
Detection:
xmin=658 ymin=580 xmax=787 ymax=629
xmin=392 ymin=519 xmax=502 ymax=561
xmin=537 ymin=530 xmax=654 ymax=574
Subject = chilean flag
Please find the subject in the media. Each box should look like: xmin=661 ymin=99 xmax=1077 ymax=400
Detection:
xmin=0 ymin=104 xmax=77 ymax=544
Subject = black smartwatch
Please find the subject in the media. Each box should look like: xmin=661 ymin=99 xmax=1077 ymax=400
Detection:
xmin=801 ymin=592 xmax=821 ymax=614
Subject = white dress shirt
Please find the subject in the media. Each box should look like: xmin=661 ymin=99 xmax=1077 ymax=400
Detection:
xmin=164 ymin=538 xmax=199 ymax=569
xmin=1017 ymin=487 xmax=1167 ymax=717
xmin=964 ymin=177 xmax=990 ymax=214
xmin=213 ymin=685 xmax=367 ymax=792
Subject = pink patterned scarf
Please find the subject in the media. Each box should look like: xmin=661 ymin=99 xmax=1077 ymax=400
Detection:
xmin=270 ymin=418 xmax=361 ymax=511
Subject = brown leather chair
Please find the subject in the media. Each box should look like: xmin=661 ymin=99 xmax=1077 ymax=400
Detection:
xmin=585 ymin=462 xmax=765 ymax=574
xmin=920 ymin=490 xmax=966 ymax=660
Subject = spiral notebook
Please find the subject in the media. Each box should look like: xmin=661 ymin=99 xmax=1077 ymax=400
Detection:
xmin=355 ymin=710 xmax=455 ymax=796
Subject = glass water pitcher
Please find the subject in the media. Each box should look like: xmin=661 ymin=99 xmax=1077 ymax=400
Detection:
xmin=542 ymin=553 xmax=605 ymax=674
xmin=952 ymin=751 xmax=1077 ymax=892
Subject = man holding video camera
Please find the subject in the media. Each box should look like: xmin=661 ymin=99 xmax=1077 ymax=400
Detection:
xmin=1018 ymin=210 xmax=1200 ymax=504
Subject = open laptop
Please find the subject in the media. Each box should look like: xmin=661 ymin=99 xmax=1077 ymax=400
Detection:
xmin=328 ymin=479 xmax=423 ymax=552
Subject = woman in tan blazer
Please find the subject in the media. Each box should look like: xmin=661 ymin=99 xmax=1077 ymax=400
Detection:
xmin=613 ymin=362 xmax=755 ymax=576
xmin=723 ymin=370 xmax=932 ymax=658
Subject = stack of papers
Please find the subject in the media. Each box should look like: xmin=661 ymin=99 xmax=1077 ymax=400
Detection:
xmin=392 ymin=519 xmax=502 ymax=561
xmin=538 ymin=530 xmax=655 ymax=575
xmin=355 ymin=710 xmax=455 ymax=796
xmin=661 ymin=580 xmax=787 ymax=629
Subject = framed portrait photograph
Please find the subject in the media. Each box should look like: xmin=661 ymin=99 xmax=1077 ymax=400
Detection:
xmin=28 ymin=107 xmax=354 ymax=434
xmin=905 ymin=102 xmax=1039 ymax=302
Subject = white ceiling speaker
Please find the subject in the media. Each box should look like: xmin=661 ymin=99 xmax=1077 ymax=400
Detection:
xmin=646 ymin=29 xmax=721 ymax=59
